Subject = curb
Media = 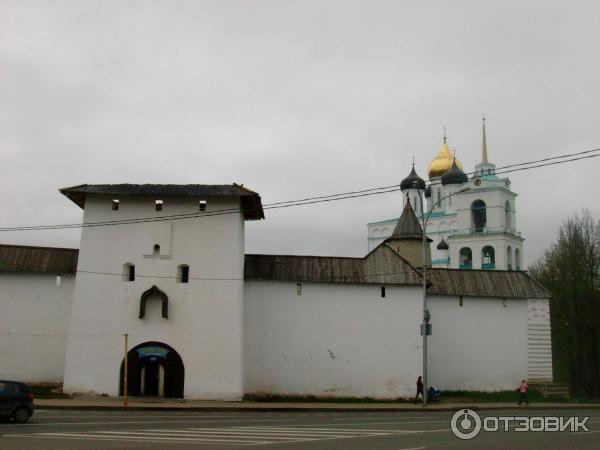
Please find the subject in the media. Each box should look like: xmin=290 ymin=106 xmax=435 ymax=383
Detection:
xmin=35 ymin=404 xmax=600 ymax=413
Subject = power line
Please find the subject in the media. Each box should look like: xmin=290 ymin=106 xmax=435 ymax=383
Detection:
xmin=425 ymin=148 xmax=600 ymax=189
xmin=0 ymin=147 xmax=598 ymax=233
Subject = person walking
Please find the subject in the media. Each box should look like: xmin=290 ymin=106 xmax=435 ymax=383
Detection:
xmin=414 ymin=376 xmax=424 ymax=404
xmin=518 ymin=379 xmax=529 ymax=405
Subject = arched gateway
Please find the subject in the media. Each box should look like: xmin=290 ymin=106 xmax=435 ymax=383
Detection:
xmin=119 ymin=341 xmax=184 ymax=398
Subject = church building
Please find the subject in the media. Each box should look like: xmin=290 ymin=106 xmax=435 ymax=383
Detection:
xmin=0 ymin=128 xmax=552 ymax=399
xmin=367 ymin=119 xmax=524 ymax=271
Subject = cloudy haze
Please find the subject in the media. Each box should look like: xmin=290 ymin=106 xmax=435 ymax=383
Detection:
xmin=1 ymin=0 xmax=599 ymax=266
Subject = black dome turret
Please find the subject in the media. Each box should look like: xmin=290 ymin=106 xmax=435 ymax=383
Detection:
xmin=401 ymin=166 xmax=426 ymax=191
xmin=441 ymin=159 xmax=468 ymax=186
xmin=437 ymin=238 xmax=449 ymax=250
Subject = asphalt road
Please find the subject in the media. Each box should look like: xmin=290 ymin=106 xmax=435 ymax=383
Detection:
xmin=1 ymin=409 xmax=599 ymax=449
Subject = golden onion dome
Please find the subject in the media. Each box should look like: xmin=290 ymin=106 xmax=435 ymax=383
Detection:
xmin=427 ymin=140 xmax=464 ymax=178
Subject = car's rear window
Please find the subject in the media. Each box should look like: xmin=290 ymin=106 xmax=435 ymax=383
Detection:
xmin=0 ymin=382 xmax=20 ymax=397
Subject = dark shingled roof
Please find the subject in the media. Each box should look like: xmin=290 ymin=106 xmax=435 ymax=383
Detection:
xmin=245 ymin=254 xmax=366 ymax=284
xmin=244 ymin=250 xmax=551 ymax=298
xmin=427 ymin=268 xmax=551 ymax=299
xmin=0 ymin=244 xmax=78 ymax=274
xmin=385 ymin=198 xmax=432 ymax=242
xmin=60 ymin=183 xmax=264 ymax=220
xmin=245 ymin=244 xmax=424 ymax=286
xmin=1 ymin=245 xmax=551 ymax=299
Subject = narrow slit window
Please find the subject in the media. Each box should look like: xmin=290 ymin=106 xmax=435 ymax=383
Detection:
xmin=123 ymin=264 xmax=135 ymax=282
xmin=502 ymin=298 xmax=507 ymax=308
xmin=199 ymin=200 xmax=207 ymax=211
xmin=179 ymin=265 xmax=189 ymax=283
xmin=153 ymin=244 xmax=160 ymax=257
xmin=381 ymin=286 xmax=386 ymax=298
xmin=155 ymin=199 xmax=163 ymax=211
xmin=296 ymin=283 xmax=302 ymax=296
xmin=459 ymin=296 xmax=464 ymax=307
xmin=112 ymin=199 xmax=120 ymax=211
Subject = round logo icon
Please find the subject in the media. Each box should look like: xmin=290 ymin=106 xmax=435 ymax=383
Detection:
xmin=451 ymin=408 xmax=482 ymax=440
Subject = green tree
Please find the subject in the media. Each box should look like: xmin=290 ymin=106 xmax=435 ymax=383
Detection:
xmin=529 ymin=210 xmax=600 ymax=399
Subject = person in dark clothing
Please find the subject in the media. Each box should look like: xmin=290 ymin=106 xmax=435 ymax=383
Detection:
xmin=414 ymin=376 xmax=424 ymax=404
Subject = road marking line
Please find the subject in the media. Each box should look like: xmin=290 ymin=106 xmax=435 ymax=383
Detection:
xmin=146 ymin=433 xmax=343 ymax=441
xmin=160 ymin=428 xmax=385 ymax=436
xmin=272 ymin=421 xmax=447 ymax=427
xmin=11 ymin=432 xmax=272 ymax=444
xmin=9 ymin=435 xmax=266 ymax=445
xmin=209 ymin=427 xmax=387 ymax=434
xmin=0 ymin=418 xmax=292 ymax=427
xmin=98 ymin=430 xmax=358 ymax=440
xmin=238 ymin=426 xmax=426 ymax=432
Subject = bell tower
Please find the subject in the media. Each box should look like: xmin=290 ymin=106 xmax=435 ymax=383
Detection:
xmin=447 ymin=117 xmax=524 ymax=270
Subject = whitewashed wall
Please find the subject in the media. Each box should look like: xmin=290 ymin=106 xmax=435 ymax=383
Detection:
xmin=62 ymin=195 xmax=245 ymax=399
xmin=244 ymin=281 xmax=422 ymax=398
xmin=0 ymin=273 xmax=74 ymax=383
xmin=427 ymin=295 xmax=528 ymax=391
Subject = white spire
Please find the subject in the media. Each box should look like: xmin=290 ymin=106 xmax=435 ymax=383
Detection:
xmin=482 ymin=115 xmax=489 ymax=164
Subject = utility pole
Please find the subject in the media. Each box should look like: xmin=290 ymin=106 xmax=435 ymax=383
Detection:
xmin=124 ymin=333 xmax=128 ymax=407
xmin=414 ymin=182 xmax=470 ymax=406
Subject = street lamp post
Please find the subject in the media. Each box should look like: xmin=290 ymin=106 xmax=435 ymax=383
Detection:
xmin=413 ymin=183 xmax=470 ymax=406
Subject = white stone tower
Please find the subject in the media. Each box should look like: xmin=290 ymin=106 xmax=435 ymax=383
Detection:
xmin=61 ymin=184 xmax=264 ymax=399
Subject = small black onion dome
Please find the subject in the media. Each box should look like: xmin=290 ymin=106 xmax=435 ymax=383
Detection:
xmin=424 ymin=185 xmax=431 ymax=197
xmin=441 ymin=159 xmax=468 ymax=186
xmin=400 ymin=166 xmax=426 ymax=191
xmin=437 ymin=238 xmax=449 ymax=250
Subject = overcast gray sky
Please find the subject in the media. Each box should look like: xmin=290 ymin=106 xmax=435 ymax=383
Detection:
xmin=1 ymin=0 xmax=599 ymax=266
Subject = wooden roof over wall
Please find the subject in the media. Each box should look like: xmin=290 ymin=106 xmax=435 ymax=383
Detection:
xmin=0 ymin=245 xmax=78 ymax=274
xmin=426 ymin=268 xmax=551 ymax=299
xmin=0 ymin=243 xmax=551 ymax=298
xmin=245 ymin=244 xmax=551 ymax=298
xmin=245 ymin=245 xmax=424 ymax=286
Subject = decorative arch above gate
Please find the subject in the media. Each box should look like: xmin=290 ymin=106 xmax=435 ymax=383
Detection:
xmin=139 ymin=285 xmax=168 ymax=319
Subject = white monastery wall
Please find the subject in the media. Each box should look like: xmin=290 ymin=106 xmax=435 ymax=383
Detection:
xmin=244 ymin=281 xmax=422 ymax=399
xmin=0 ymin=273 xmax=74 ymax=383
xmin=527 ymin=298 xmax=553 ymax=381
xmin=427 ymin=294 xmax=528 ymax=391
xmin=63 ymin=195 xmax=245 ymax=399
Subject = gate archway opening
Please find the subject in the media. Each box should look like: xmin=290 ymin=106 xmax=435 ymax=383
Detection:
xmin=119 ymin=341 xmax=184 ymax=398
